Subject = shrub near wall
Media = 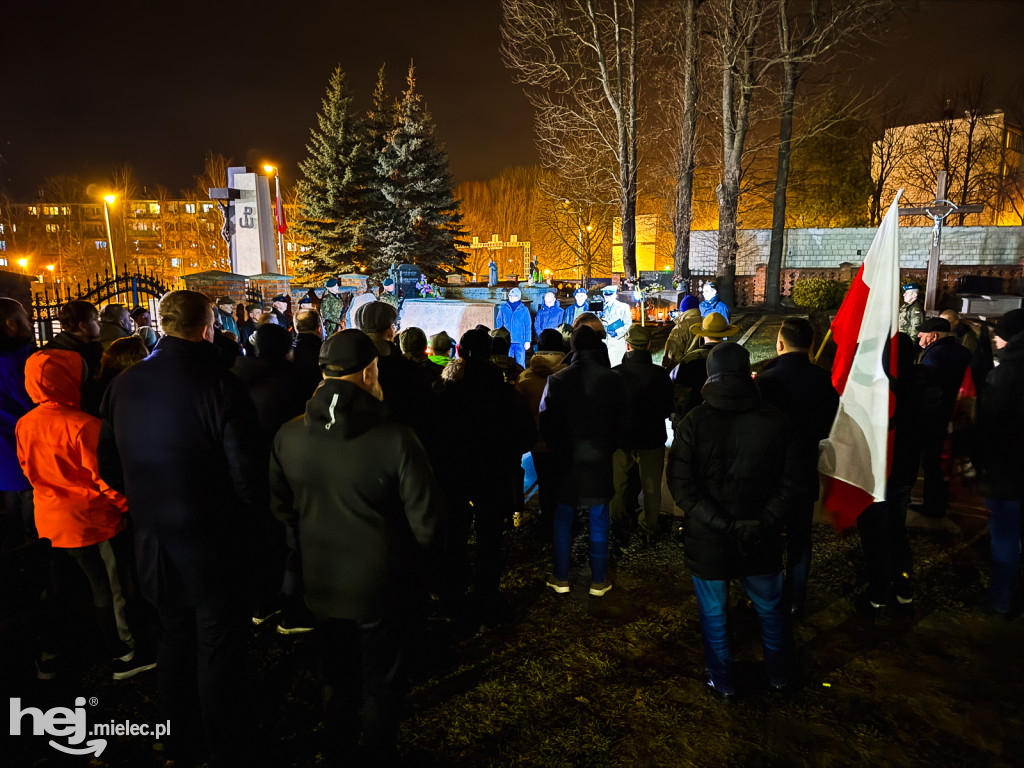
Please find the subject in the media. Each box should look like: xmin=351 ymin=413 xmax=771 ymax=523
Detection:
xmin=791 ymin=277 xmax=850 ymax=311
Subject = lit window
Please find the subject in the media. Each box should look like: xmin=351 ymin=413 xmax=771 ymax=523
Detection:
xmin=45 ymin=223 xmax=59 ymax=233
xmin=0 ymin=257 xmax=6 ymax=266
xmin=171 ymin=258 xmax=181 ymax=267
xmin=202 ymin=203 xmax=213 ymax=213
xmin=0 ymin=224 xmax=4 ymax=234
xmin=149 ymin=203 xmax=160 ymax=214
xmin=286 ymin=242 xmax=295 ymax=252
xmin=61 ymin=206 xmax=70 ymax=215
xmin=0 ymin=241 xmax=5 ymax=251
xmin=43 ymin=205 xmax=58 ymax=215
xmin=185 ymin=203 xmax=196 ymax=214
xmin=96 ymin=241 xmax=108 ymax=249
xmin=27 ymin=206 xmax=38 ymax=216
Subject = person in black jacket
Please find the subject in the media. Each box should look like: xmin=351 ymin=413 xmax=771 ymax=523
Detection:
xmin=755 ymin=318 xmax=839 ymax=616
xmin=915 ymin=316 xmax=973 ymax=519
xmin=669 ymin=312 xmax=737 ymax=436
xmin=540 ymin=325 xmax=628 ymax=597
xmin=973 ymin=309 xmax=1024 ymax=616
xmin=436 ymin=328 xmax=537 ymax=626
xmin=668 ymin=342 xmax=801 ymax=699
xmin=291 ymin=308 xmax=326 ymax=398
xmin=270 ymin=330 xmax=440 ymax=764
xmin=98 ymin=290 xmax=262 ymax=766
xmin=610 ymin=324 xmax=673 ymax=542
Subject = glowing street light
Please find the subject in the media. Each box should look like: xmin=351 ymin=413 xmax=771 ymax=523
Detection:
xmin=102 ymin=194 xmax=117 ymax=278
xmin=263 ymin=164 xmax=287 ymax=275
xmin=17 ymin=257 xmax=28 ymax=274
xmin=45 ymin=264 xmax=56 ymax=294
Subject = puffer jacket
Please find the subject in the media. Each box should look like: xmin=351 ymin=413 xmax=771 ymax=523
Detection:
xmin=668 ymin=372 xmax=800 ymax=580
xmin=17 ymin=349 xmax=127 ymax=548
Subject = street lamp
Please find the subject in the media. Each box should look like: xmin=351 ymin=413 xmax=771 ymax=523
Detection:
xmin=102 ymin=194 xmax=117 ymax=278
xmin=263 ymin=164 xmax=286 ymax=275
xmin=45 ymin=264 xmax=56 ymax=295
xmin=17 ymin=257 xmax=28 ymax=275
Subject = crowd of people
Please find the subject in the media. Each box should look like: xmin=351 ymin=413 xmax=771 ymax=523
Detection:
xmin=0 ymin=281 xmax=1021 ymax=766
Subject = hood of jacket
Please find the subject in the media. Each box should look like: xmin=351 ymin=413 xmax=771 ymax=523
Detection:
xmin=24 ymin=349 xmax=84 ymax=409
xmin=996 ymin=330 xmax=1024 ymax=365
xmin=526 ymin=351 xmax=565 ymax=377
xmin=304 ymin=378 xmax=386 ymax=440
xmin=700 ymin=371 xmax=759 ymax=412
xmin=674 ymin=307 xmax=701 ymax=328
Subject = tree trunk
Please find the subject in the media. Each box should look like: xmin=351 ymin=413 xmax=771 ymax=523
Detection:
xmin=672 ymin=0 xmax=699 ymax=287
xmin=766 ymin=63 xmax=797 ymax=310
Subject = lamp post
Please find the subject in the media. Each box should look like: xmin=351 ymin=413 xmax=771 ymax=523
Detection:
xmin=17 ymin=257 xmax=28 ymax=275
xmin=102 ymin=195 xmax=117 ymax=278
xmin=263 ymin=164 xmax=286 ymax=275
xmin=45 ymin=264 xmax=56 ymax=295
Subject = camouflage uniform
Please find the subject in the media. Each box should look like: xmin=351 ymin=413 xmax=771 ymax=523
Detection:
xmin=898 ymin=299 xmax=924 ymax=338
xmin=320 ymin=291 xmax=347 ymax=335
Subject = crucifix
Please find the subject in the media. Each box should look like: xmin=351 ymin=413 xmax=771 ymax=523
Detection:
xmin=898 ymin=171 xmax=984 ymax=311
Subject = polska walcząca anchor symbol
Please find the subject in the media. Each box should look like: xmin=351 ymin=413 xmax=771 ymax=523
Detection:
xmin=239 ymin=206 xmax=255 ymax=229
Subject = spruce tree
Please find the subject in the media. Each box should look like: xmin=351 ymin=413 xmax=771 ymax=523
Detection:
xmin=373 ymin=62 xmax=466 ymax=282
xmin=294 ymin=65 xmax=369 ymax=283
xmin=361 ymin=65 xmax=400 ymax=278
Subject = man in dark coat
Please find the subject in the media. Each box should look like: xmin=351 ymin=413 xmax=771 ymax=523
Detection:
xmin=98 ymin=303 xmax=133 ymax=352
xmin=668 ymin=342 xmax=801 ymax=699
xmin=98 ymin=290 xmax=262 ymax=765
xmin=43 ymin=299 xmax=104 ymax=415
xmin=563 ymin=287 xmax=590 ymax=326
xmin=239 ymin=303 xmax=262 ymax=357
xmin=915 ymin=316 xmax=972 ymax=518
xmin=755 ymin=317 xmax=839 ymax=615
xmin=973 ymin=309 xmax=1024 ymax=616
xmin=610 ymin=324 xmax=673 ymax=541
xmin=270 ymin=330 xmax=440 ymax=763
xmin=540 ymin=325 xmax=628 ymax=597
xmin=435 ymin=328 xmax=537 ymax=625
xmin=292 ymin=308 xmax=326 ymax=398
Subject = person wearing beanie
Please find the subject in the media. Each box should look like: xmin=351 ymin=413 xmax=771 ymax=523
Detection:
xmin=912 ymin=315 xmax=972 ymax=520
xmin=662 ymin=294 xmax=704 ymax=370
xmin=540 ymin=324 xmax=629 ymax=598
xmin=667 ymin=341 xmax=801 ymax=699
xmin=610 ymin=324 xmax=674 ymax=545
xmin=973 ymin=308 xmax=1024 ymax=617
xmin=563 ymin=286 xmax=591 ymax=326
xmin=495 ymin=287 xmax=532 ymax=367
xmin=270 ymin=329 xmax=440 ymax=763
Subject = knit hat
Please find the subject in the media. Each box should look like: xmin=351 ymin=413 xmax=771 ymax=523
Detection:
xmin=994 ymin=309 xmax=1024 ymax=342
xmin=706 ymin=341 xmax=750 ymax=377
xmin=507 ymin=287 xmax=522 ymax=301
xmin=354 ymin=301 xmax=398 ymax=334
xmin=690 ymin=312 xmax=738 ymax=338
xmin=398 ymin=327 xmax=427 ymax=356
xmin=319 ymin=329 xmax=379 ymax=375
xmin=679 ymin=295 xmax=699 ymax=312
xmin=624 ymin=324 xmax=651 ymax=348
xmin=458 ymin=328 xmax=491 ymax=359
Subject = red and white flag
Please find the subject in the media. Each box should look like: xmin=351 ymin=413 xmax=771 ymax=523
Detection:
xmin=275 ymin=195 xmax=287 ymax=235
xmin=818 ymin=192 xmax=903 ymax=530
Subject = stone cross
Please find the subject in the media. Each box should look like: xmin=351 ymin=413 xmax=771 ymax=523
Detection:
xmin=898 ymin=171 xmax=984 ymax=311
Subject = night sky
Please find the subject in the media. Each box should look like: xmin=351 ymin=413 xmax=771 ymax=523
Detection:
xmin=1 ymin=0 xmax=1019 ymax=199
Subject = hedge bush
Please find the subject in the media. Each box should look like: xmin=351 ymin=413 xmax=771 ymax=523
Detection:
xmin=790 ymin=277 xmax=851 ymax=311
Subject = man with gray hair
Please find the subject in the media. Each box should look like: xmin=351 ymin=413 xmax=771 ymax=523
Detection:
xmin=98 ymin=289 xmax=262 ymax=766
xmin=98 ymin=303 xmax=133 ymax=352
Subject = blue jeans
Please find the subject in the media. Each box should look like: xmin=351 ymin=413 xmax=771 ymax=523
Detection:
xmin=692 ymin=572 xmax=791 ymax=693
xmin=553 ymin=502 xmax=609 ymax=584
xmin=985 ymin=498 xmax=1022 ymax=614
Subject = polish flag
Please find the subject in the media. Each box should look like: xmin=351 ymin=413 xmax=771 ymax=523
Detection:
xmin=817 ymin=192 xmax=903 ymax=530
xmin=275 ymin=195 xmax=287 ymax=235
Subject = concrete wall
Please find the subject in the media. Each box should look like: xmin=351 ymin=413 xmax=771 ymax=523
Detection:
xmin=689 ymin=226 xmax=1024 ymax=275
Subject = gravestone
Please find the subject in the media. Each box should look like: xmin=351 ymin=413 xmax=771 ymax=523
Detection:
xmin=394 ymin=263 xmax=420 ymax=299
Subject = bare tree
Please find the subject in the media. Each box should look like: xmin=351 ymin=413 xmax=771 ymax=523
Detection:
xmin=532 ymin=170 xmax=613 ymax=283
xmin=763 ymin=0 xmax=888 ymax=309
xmin=502 ymin=0 xmax=640 ymax=279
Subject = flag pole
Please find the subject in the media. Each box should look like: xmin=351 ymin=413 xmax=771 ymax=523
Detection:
xmin=814 ymin=329 xmax=832 ymax=363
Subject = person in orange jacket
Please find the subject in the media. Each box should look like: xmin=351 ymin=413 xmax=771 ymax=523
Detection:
xmin=16 ymin=348 xmax=154 ymax=680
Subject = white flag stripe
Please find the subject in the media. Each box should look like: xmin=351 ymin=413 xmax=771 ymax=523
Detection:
xmin=818 ymin=192 xmax=902 ymax=501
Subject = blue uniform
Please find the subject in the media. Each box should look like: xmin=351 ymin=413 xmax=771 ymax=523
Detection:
xmin=534 ymin=303 xmax=564 ymax=338
xmin=699 ymin=295 xmax=730 ymax=324
xmin=496 ymin=300 xmax=532 ymax=367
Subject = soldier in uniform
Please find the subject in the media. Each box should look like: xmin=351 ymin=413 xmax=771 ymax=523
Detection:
xmin=898 ymin=282 xmax=925 ymax=338
xmin=319 ymin=279 xmax=347 ymax=336
xmin=379 ymin=278 xmax=400 ymax=310
xmin=563 ymin=287 xmax=590 ymax=326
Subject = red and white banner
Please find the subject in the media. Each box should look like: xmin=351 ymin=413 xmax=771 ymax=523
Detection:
xmin=818 ymin=192 xmax=903 ymax=530
xmin=275 ymin=195 xmax=287 ymax=235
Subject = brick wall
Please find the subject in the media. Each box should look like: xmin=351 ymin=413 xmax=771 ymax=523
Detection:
xmin=182 ymin=271 xmax=248 ymax=303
